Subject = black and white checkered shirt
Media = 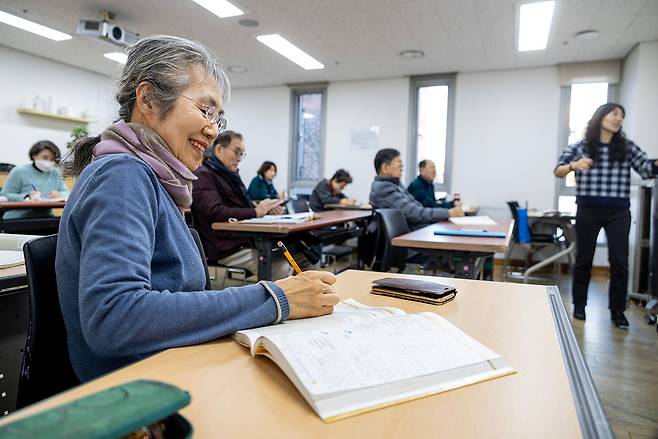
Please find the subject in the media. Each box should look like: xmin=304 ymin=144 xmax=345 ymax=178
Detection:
xmin=557 ymin=140 xmax=658 ymax=207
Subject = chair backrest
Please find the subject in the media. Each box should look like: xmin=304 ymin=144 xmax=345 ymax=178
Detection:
xmin=20 ymin=235 xmax=79 ymax=407
xmin=506 ymin=201 xmax=520 ymax=239
xmin=375 ymin=209 xmax=409 ymax=272
xmin=295 ymin=193 xmax=311 ymax=201
xmin=289 ymin=198 xmax=311 ymax=213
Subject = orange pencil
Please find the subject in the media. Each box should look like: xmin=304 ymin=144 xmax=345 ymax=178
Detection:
xmin=277 ymin=241 xmax=302 ymax=274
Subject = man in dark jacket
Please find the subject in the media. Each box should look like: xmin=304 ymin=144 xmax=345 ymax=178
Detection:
xmin=309 ymin=169 xmax=355 ymax=211
xmin=407 ymin=160 xmax=455 ymax=209
xmin=369 ymin=149 xmax=463 ymax=229
xmin=192 ymin=131 xmax=289 ymax=279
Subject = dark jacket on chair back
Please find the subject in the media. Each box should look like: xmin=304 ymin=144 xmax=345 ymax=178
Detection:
xmin=192 ymin=152 xmax=256 ymax=260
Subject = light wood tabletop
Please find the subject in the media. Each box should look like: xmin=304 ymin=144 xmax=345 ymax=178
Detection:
xmin=211 ymin=209 xmax=372 ymax=235
xmin=392 ymin=218 xmax=514 ymax=253
xmin=0 ymin=270 xmax=611 ymax=438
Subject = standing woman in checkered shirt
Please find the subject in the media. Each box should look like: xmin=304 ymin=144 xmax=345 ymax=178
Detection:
xmin=555 ymin=103 xmax=658 ymax=329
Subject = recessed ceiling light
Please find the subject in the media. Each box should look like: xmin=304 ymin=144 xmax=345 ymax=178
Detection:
xmin=400 ymin=50 xmax=424 ymax=59
xmin=256 ymin=34 xmax=324 ymax=70
xmin=228 ymin=65 xmax=248 ymax=73
xmin=238 ymin=18 xmax=259 ymax=27
xmin=575 ymin=30 xmax=599 ymax=40
xmin=104 ymin=52 xmax=127 ymax=64
xmin=518 ymin=1 xmax=555 ymax=52
xmin=191 ymin=0 xmax=243 ymax=18
xmin=0 ymin=10 xmax=72 ymax=41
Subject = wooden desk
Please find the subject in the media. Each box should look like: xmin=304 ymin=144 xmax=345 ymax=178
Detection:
xmin=0 ymin=201 xmax=65 ymax=234
xmin=392 ymin=219 xmax=513 ymax=253
xmin=0 ymin=270 xmax=612 ymax=438
xmin=325 ymin=203 xmax=373 ymax=211
xmin=0 ymin=265 xmax=29 ymax=416
xmin=212 ymin=210 xmax=373 ymax=280
xmin=392 ymin=219 xmax=513 ymax=279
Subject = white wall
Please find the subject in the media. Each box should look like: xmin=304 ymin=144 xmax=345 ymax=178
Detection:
xmin=0 ymin=46 xmax=116 ymax=165
xmin=620 ymin=41 xmax=658 ymax=157
xmin=325 ymin=78 xmax=410 ymax=202
xmin=452 ymin=67 xmax=561 ymax=214
xmin=226 ymin=85 xmax=290 ymax=192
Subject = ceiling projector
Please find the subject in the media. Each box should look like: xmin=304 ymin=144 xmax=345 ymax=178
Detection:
xmin=77 ymin=20 xmax=140 ymax=47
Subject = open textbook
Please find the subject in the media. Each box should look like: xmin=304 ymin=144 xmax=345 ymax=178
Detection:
xmin=234 ymin=299 xmax=515 ymax=421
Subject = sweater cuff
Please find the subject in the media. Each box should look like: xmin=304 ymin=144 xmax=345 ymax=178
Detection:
xmin=651 ymin=160 xmax=658 ymax=176
xmin=258 ymin=280 xmax=290 ymax=324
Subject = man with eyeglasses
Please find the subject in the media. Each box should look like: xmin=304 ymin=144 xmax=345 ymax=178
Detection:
xmin=192 ymin=130 xmax=291 ymax=279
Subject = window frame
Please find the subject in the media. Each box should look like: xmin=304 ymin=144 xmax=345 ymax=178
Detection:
xmin=288 ymin=84 xmax=328 ymax=191
xmin=408 ymin=74 xmax=456 ymax=193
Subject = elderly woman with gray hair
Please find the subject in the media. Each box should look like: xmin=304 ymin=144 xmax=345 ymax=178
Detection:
xmin=56 ymin=35 xmax=339 ymax=382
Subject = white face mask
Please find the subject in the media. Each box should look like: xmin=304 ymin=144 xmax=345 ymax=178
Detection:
xmin=34 ymin=159 xmax=55 ymax=172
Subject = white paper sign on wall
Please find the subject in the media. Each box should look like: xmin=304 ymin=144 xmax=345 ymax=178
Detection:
xmin=350 ymin=126 xmax=379 ymax=149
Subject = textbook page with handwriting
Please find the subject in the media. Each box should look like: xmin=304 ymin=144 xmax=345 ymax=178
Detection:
xmin=234 ymin=299 xmax=515 ymax=421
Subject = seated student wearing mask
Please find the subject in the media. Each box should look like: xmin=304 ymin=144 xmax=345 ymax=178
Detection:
xmin=407 ymin=159 xmax=456 ymax=208
xmin=1 ymin=140 xmax=69 ymax=219
xmin=309 ymin=169 xmax=355 ymax=211
xmin=248 ymin=161 xmax=284 ymax=202
xmin=192 ymin=131 xmax=297 ymax=279
xmin=369 ymin=148 xmax=463 ymax=228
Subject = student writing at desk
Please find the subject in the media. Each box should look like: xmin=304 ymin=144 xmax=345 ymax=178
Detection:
xmin=407 ymin=159 xmax=457 ymax=209
xmin=309 ymin=168 xmax=355 ymax=211
xmin=369 ymin=148 xmax=463 ymax=229
xmin=0 ymin=140 xmax=69 ymax=219
xmin=57 ymin=35 xmax=339 ymax=382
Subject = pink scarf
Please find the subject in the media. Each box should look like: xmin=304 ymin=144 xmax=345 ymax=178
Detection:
xmin=93 ymin=120 xmax=196 ymax=215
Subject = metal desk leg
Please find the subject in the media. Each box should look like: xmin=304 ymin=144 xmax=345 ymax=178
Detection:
xmin=255 ymin=236 xmax=273 ymax=281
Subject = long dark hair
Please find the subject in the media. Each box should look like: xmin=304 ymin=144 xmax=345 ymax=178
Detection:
xmin=584 ymin=103 xmax=627 ymax=163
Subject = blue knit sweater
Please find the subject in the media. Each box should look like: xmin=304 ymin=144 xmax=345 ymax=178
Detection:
xmin=56 ymin=154 xmax=288 ymax=381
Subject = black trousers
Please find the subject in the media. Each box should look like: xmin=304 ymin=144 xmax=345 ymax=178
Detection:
xmin=572 ymin=206 xmax=631 ymax=311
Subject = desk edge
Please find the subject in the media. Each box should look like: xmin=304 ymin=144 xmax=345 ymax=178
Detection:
xmin=546 ymin=286 xmax=613 ymax=439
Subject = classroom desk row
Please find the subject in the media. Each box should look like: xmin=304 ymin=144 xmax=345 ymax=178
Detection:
xmin=0 ymin=270 xmax=613 ymax=438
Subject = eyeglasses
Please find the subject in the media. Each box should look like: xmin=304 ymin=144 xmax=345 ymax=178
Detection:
xmin=225 ymin=146 xmax=247 ymax=158
xmin=180 ymin=94 xmax=227 ymax=132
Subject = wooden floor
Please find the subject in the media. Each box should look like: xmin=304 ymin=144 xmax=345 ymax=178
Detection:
xmin=555 ymin=274 xmax=658 ymax=439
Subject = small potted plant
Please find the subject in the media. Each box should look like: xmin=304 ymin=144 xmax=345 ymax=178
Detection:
xmin=67 ymin=126 xmax=89 ymax=148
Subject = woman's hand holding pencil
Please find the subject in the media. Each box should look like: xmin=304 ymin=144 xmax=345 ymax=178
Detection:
xmin=275 ymin=241 xmax=339 ymax=319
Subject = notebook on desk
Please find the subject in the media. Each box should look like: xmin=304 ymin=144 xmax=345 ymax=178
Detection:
xmin=434 ymin=230 xmax=506 ymax=238
xmin=234 ymin=299 xmax=515 ymax=421
xmin=240 ymin=212 xmax=315 ymax=224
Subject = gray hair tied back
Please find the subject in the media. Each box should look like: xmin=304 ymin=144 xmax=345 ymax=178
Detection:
xmin=63 ymin=34 xmax=230 ymax=177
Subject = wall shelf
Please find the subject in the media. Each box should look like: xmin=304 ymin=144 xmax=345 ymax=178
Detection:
xmin=16 ymin=108 xmax=93 ymax=124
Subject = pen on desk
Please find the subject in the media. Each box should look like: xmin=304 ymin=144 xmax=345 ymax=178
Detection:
xmin=277 ymin=241 xmax=302 ymax=274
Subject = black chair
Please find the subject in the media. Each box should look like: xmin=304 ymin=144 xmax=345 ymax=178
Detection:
xmin=18 ymin=228 xmax=211 ymax=407
xmin=373 ymin=209 xmax=409 ymax=272
xmin=289 ymin=198 xmax=311 ymax=213
xmin=503 ymin=201 xmax=566 ymax=282
xmin=19 ymin=235 xmax=79 ymax=407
